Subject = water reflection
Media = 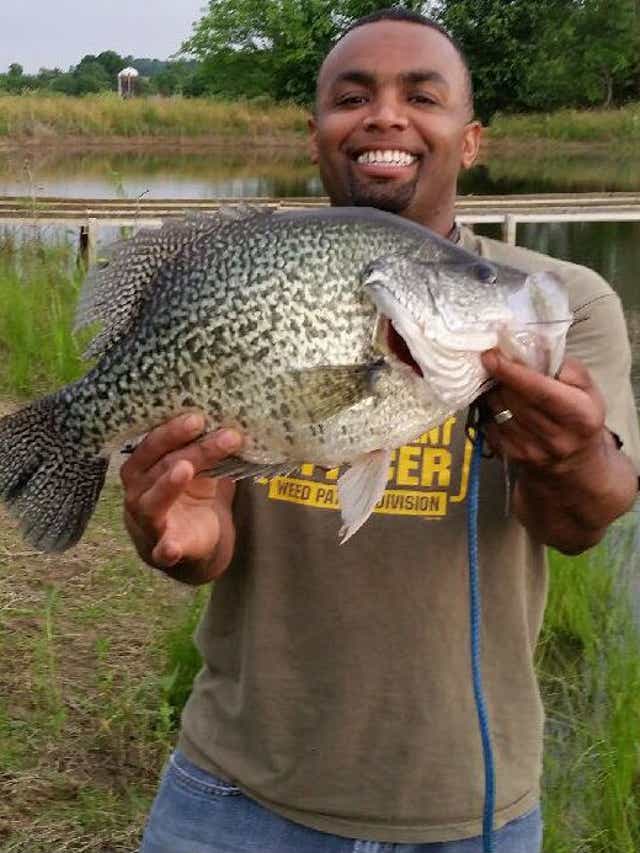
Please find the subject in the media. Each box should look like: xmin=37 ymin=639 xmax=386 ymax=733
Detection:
xmin=3 ymin=144 xmax=640 ymax=199
xmin=0 ymin=147 xmax=322 ymax=200
xmin=461 ymin=147 xmax=640 ymax=195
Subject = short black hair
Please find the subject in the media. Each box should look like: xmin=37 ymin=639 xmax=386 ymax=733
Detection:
xmin=319 ymin=6 xmax=474 ymax=116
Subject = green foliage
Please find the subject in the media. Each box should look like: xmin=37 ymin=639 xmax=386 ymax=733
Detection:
xmin=181 ymin=0 xmax=430 ymax=104
xmin=439 ymin=0 xmax=640 ymax=120
xmin=157 ymin=589 xmax=209 ymax=727
xmin=0 ymin=233 xmax=88 ymax=396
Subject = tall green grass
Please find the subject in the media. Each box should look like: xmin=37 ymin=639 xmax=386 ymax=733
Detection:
xmin=0 ymin=93 xmax=309 ymax=141
xmin=538 ymin=535 xmax=640 ymax=852
xmin=490 ymin=103 xmax=640 ymax=144
xmin=0 ymin=232 xmax=87 ymax=396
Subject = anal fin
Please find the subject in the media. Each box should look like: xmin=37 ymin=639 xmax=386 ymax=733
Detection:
xmin=337 ymin=449 xmax=392 ymax=543
xmin=200 ymin=456 xmax=297 ymax=481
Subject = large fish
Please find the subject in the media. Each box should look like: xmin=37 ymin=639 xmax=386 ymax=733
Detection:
xmin=0 ymin=206 xmax=571 ymax=551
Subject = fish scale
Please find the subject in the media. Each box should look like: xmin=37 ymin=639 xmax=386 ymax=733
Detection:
xmin=0 ymin=206 xmax=571 ymax=551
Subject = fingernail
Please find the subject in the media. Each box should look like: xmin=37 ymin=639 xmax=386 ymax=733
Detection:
xmin=216 ymin=429 xmax=242 ymax=452
xmin=184 ymin=414 xmax=204 ymax=433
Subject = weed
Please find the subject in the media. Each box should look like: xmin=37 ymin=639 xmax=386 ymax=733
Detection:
xmin=0 ymin=93 xmax=309 ymax=142
xmin=490 ymin=104 xmax=640 ymax=145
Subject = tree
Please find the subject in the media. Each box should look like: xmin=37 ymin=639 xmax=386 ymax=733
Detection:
xmin=573 ymin=0 xmax=637 ymax=107
xmin=70 ymin=59 xmax=112 ymax=95
xmin=181 ymin=0 xmax=431 ymax=103
xmin=438 ymin=0 xmax=577 ymax=120
xmin=439 ymin=0 xmax=640 ymax=118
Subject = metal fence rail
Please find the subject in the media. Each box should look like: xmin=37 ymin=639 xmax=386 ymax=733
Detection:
xmin=2 ymin=192 xmax=640 ymax=264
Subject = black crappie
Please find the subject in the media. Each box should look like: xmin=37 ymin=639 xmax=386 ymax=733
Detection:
xmin=0 ymin=206 xmax=571 ymax=551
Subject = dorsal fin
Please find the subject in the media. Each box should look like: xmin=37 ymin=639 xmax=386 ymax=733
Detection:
xmin=74 ymin=205 xmax=273 ymax=359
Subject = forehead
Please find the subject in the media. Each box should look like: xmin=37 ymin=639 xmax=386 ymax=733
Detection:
xmin=318 ymin=21 xmax=467 ymax=95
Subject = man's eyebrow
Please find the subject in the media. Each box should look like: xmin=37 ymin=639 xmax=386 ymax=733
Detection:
xmin=330 ymin=70 xmax=376 ymax=89
xmin=401 ymin=69 xmax=449 ymax=89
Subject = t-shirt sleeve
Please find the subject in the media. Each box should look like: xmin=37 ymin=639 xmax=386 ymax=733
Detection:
xmin=565 ymin=285 xmax=640 ymax=475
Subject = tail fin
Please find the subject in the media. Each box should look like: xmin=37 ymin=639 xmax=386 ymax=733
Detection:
xmin=0 ymin=397 xmax=108 ymax=552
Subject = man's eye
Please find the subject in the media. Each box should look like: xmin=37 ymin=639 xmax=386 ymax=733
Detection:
xmin=336 ymin=94 xmax=368 ymax=107
xmin=409 ymin=93 xmax=437 ymax=105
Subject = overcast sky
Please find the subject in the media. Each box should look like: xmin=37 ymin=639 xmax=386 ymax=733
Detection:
xmin=0 ymin=0 xmax=207 ymax=74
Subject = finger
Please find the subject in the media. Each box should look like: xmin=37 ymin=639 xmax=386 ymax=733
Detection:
xmin=483 ymin=420 xmax=551 ymax=468
xmin=482 ymin=351 xmax=605 ymax=438
xmin=121 ymin=413 xmax=206 ymax=486
xmin=484 ymin=386 xmax=562 ymax=448
xmin=136 ymin=459 xmax=196 ymax=526
xmin=143 ymin=427 xmax=244 ymax=490
xmin=481 ymin=350 xmax=592 ymax=417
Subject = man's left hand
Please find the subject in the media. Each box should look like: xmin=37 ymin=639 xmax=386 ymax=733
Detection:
xmin=479 ymin=349 xmax=637 ymax=554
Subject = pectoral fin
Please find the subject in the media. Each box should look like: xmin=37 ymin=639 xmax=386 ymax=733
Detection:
xmin=337 ymin=449 xmax=392 ymax=543
xmin=288 ymin=362 xmax=385 ymax=423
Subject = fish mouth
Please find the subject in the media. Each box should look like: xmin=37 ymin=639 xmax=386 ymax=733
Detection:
xmin=377 ymin=315 xmax=424 ymax=377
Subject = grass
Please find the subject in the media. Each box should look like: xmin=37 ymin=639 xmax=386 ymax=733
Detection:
xmin=538 ymin=530 xmax=640 ymax=852
xmin=0 ymin=232 xmax=87 ymax=396
xmin=489 ymin=102 xmax=640 ymax=144
xmin=0 ymin=464 xmax=199 ymax=852
xmin=0 ymin=93 xmax=309 ymax=143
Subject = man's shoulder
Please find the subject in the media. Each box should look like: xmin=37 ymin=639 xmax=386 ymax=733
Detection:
xmin=459 ymin=226 xmax=616 ymax=310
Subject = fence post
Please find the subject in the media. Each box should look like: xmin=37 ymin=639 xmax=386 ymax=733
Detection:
xmin=501 ymin=214 xmax=517 ymax=245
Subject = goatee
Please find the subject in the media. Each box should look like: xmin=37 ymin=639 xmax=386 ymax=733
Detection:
xmin=346 ymin=173 xmax=416 ymax=214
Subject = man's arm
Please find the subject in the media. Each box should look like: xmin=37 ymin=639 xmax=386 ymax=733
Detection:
xmin=121 ymin=413 xmax=242 ymax=585
xmin=481 ymin=351 xmax=638 ymax=555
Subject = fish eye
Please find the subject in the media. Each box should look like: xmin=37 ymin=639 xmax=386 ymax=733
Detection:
xmin=473 ymin=263 xmax=497 ymax=284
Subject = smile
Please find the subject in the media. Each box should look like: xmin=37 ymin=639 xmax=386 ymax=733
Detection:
xmin=355 ymin=149 xmax=419 ymax=167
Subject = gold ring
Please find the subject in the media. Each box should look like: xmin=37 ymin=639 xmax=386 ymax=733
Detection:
xmin=493 ymin=408 xmax=514 ymax=425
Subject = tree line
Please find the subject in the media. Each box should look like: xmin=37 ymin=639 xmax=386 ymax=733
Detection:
xmin=0 ymin=52 xmax=200 ymax=98
xmin=2 ymin=0 xmax=638 ymax=120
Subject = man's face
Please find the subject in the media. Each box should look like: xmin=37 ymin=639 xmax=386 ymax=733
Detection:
xmin=309 ymin=21 xmax=481 ymax=235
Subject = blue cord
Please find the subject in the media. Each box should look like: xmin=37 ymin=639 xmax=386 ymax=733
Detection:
xmin=467 ymin=429 xmax=496 ymax=853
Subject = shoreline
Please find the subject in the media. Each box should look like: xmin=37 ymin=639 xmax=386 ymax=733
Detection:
xmin=0 ymin=134 xmax=636 ymax=155
xmin=0 ymin=133 xmax=309 ymax=153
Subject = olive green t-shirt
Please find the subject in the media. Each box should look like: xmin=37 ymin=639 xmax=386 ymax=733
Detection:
xmin=178 ymin=229 xmax=640 ymax=843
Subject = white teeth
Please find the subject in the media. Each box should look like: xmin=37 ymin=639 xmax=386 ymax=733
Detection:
xmin=356 ymin=149 xmax=417 ymax=167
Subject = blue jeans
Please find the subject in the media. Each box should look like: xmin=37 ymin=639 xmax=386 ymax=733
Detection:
xmin=139 ymin=751 xmax=542 ymax=853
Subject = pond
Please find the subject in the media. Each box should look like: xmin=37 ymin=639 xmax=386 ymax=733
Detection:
xmin=1 ymin=143 xmax=639 ymax=408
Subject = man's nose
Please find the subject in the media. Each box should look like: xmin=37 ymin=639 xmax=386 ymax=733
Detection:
xmin=362 ymin=97 xmax=409 ymax=131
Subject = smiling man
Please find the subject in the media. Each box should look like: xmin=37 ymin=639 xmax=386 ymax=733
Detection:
xmin=310 ymin=15 xmax=479 ymax=235
xmin=136 ymin=9 xmax=639 ymax=853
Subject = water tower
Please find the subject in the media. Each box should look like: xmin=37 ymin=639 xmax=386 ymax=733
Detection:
xmin=117 ymin=67 xmax=139 ymax=98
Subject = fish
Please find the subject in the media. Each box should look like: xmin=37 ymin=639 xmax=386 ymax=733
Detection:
xmin=0 ymin=206 xmax=571 ymax=552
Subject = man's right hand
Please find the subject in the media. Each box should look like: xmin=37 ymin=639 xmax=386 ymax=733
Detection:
xmin=120 ymin=413 xmax=242 ymax=585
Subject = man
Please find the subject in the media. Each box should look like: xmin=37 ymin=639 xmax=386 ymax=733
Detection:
xmin=134 ymin=9 xmax=639 ymax=853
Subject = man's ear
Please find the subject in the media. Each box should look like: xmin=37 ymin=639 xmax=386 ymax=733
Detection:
xmin=461 ymin=120 xmax=482 ymax=170
xmin=308 ymin=115 xmax=319 ymax=164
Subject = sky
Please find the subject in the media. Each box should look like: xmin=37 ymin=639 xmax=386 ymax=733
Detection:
xmin=0 ymin=0 xmax=207 ymax=74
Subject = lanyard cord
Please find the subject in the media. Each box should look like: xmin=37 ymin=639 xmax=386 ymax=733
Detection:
xmin=467 ymin=428 xmax=496 ymax=853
